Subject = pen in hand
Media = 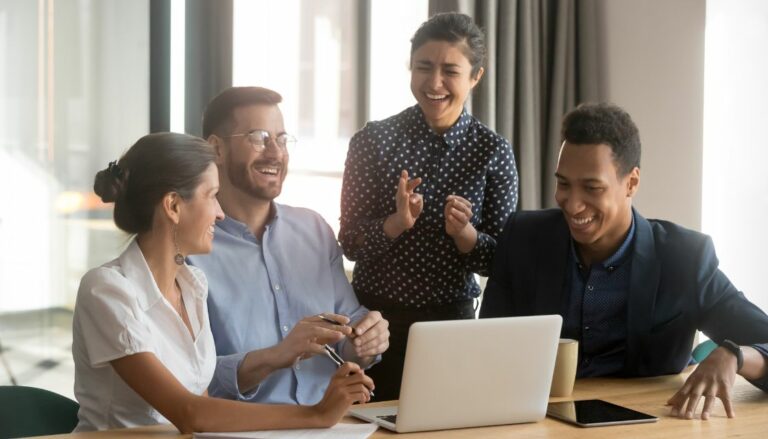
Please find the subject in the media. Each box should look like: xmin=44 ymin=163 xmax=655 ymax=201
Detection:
xmin=318 ymin=314 xmax=356 ymax=338
xmin=323 ymin=344 xmax=375 ymax=398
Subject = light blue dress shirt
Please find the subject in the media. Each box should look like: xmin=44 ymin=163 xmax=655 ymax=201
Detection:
xmin=188 ymin=203 xmax=372 ymax=405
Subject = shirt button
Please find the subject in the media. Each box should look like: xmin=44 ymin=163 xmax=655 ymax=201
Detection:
xmin=295 ymin=364 xmax=301 ymax=370
xmin=274 ymin=284 xmax=280 ymax=291
xmin=584 ymin=326 xmax=590 ymax=331
xmin=587 ymin=285 xmax=594 ymax=291
xmin=608 ymin=266 xmax=615 ymax=272
xmin=282 ymin=325 xmax=289 ymax=332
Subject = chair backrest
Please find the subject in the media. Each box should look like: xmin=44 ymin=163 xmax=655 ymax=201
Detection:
xmin=691 ymin=339 xmax=718 ymax=364
xmin=0 ymin=386 xmax=79 ymax=438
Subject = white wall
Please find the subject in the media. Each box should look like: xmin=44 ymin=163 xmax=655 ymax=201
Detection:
xmin=595 ymin=0 xmax=705 ymax=230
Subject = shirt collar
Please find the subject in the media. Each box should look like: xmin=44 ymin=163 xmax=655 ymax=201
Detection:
xmin=217 ymin=203 xmax=281 ymax=238
xmin=411 ymin=105 xmax=472 ymax=147
xmin=571 ymin=214 xmax=636 ymax=270
xmin=119 ymin=239 xmax=208 ymax=311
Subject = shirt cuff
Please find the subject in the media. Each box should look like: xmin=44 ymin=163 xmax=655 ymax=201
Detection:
xmin=459 ymin=231 xmax=495 ymax=276
xmin=746 ymin=344 xmax=768 ymax=392
xmin=209 ymin=352 xmax=261 ymax=401
xmin=346 ymin=216 xmax=402 ymax=261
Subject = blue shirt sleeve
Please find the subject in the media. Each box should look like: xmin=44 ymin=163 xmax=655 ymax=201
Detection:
xmin=208 ymin=352 xmax=260 ymax=401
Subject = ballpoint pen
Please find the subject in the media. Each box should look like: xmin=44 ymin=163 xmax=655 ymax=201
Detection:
xmin=323 ymin=344 xmax=375 ymax=398
xmin=318 ymin=314 xmax=356 ymax=338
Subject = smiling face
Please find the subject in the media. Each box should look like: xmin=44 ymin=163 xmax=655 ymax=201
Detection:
xmin=219 ymin=104 xmax=289 ymax=201
xmin=178 ymin=163 xmax=224 ymax=255
xmin=554 ymin=142 xmax=640 ymax=263
xmin=410 ymin=40 xmax=483 ymax=134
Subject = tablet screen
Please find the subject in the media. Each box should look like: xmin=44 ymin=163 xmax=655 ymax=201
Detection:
xmin=547 ymin=399 xmax=658 ymax=427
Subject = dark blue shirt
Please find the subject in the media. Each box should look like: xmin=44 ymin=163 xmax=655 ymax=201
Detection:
xmin=339 ymin=105 xmax=518 ymax=308
xmin=563 ymin=217 xmax=636 ymax=377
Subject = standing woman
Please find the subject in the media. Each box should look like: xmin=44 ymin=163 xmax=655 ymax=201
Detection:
xmin=73 ymin=133 xmax=372 ymax=432
xmin=339 ymin=12 xmax=518 ymax=400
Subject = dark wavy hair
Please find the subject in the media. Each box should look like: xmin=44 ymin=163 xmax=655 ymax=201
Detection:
xmin=561 ymin=103 xmax=641 ymax=176
xmin=410 ymin=12 xmax=486 ymax=77
xmin=93 ymin=132 xmax=216 ymax=234
xmin=202 ymin=86 xmax=283 ymax=139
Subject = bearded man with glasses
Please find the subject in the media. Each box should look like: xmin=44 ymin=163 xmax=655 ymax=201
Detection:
xmin=188 ymin=87 xmax=389 ymax=406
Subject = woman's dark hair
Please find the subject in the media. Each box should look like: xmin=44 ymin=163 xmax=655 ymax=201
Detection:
xmin=93 ymin=132 xmax=216 ymax=234
xmin=561 ymin=103 xmax=641 ymax=176
xmin=202 ymin=86 xmax=283 ymax=139
xmin=410 ymin=12 xmax=486 ymax=77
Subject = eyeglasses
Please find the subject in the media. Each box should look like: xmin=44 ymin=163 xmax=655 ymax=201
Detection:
xmin=225 ymin=129 xmax=297 ymax=152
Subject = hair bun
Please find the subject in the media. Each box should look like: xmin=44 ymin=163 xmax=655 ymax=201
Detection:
xmin=93 ymin=162 xmax=126 ymax=203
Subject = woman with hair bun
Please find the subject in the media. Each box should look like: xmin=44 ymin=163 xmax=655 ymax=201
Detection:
xmin=73 ymin=132 xmax=373 ymax=432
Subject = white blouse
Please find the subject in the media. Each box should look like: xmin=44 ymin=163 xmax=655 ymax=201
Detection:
xmin=72 ymin=240 xmax=216 ymax=431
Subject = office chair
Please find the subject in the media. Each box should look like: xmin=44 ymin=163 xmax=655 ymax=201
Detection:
xmin=691 ymin=339 xmax=718 ymax=364
xmin=0 ymin=386 xmax=79 ymax=438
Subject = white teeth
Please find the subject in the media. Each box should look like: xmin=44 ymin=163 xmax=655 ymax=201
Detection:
xmin=257 ymin=167 xmax=278 ymax=175
xmin=572 ymin=216 xmax=594 ymax=226
xmin=426 ymin=93 xmax=448 ymax=100
xmin=208 ymin=226 xmax=215 ymax=235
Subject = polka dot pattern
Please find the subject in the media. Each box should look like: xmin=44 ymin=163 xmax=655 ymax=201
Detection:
xmin=339 ymin=105 xmax=519 ymax=308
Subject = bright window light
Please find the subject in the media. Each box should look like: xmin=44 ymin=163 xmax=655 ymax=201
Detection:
xmin=703 ymin=0 xmax=768 ymax=311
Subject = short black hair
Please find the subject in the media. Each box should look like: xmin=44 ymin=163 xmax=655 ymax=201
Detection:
xmin=561 ymin=103 xmax=641 ymax=176
xmin=202 ymin=86 xmax=282 ymax=139
xmin=410 ymin=12 xmax=486 ymax=77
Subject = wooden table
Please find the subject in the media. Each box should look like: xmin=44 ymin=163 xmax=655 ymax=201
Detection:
xmin=38 ymin=368 xmax=768 ymax=438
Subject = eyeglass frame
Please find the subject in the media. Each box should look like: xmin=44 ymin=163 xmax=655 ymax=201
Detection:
xmin=222 ymin=128 xmax=297 ymax=152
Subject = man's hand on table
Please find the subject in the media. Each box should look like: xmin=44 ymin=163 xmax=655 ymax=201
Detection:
xmin=666 ymin=346 xmax=738 ymax=420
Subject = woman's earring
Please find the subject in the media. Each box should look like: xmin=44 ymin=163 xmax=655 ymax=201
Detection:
xmin=173 ymin=225 xmax=184 ymax=265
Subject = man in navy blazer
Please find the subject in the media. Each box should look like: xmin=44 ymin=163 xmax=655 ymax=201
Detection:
xmin=480 ymin=103 xmax=768 ymax=420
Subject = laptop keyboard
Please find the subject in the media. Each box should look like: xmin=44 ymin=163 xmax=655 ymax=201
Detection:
xmin=377 ymin=414 xmax=397 ymax=424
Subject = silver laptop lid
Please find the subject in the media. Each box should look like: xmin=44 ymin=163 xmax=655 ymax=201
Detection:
xmin=395 ymin=315 xmax=562 ymax=432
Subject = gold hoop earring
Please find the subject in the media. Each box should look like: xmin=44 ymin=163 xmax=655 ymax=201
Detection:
xmin=173 ymin=225 xmax=185 ymax=265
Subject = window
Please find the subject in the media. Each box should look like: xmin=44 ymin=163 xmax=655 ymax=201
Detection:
xmin=0 ymin=0 xmax=149 ymax=396
xmin=703 ymin=0 xmax=768 ymax=312
xmin=0 ymin=0 xmax=149 ymax=312
xmin=232 ymin=0 xmax=427 ymax=235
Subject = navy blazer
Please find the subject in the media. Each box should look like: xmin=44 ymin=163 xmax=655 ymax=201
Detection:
xmin=480 ymin=208 xmax=768 ymax=390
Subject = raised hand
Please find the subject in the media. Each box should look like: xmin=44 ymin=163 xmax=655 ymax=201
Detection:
xmin=444 ymin=194 xmax=474 ymax=236
xmin=444 ymin=194 xmax=478 ymax=253
xmin=384 ymin=170 xmax=423 ymax=239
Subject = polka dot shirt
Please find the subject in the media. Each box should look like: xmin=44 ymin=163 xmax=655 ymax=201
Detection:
xmin=339 ymin=105 xmax=519 ymax=308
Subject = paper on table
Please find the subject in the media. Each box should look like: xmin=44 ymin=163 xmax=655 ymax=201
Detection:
xmin=192 ymin=422 xmax=378 ymax=439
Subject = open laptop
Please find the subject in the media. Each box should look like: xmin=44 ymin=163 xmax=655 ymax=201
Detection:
xmin=348 ymin=315 xmax=562 ymax=433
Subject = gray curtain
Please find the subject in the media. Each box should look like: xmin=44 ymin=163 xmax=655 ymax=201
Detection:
xmin=430 ymin=0 xmax=600 ymax=209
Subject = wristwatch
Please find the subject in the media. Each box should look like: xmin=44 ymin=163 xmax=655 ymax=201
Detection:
xmin=720 ymin=339 xmax=744 ymax=372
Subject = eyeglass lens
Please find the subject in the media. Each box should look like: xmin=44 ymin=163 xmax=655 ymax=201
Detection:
xmin=247 ymin=130 xmax=293 ymax=148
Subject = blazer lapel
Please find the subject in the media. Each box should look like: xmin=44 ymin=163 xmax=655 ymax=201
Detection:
xmin=624 ymin=209 xmax=661 ymax=373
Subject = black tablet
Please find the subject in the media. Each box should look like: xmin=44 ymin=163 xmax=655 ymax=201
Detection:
xmin=547 ymin=399 xmax=658 ymax=427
